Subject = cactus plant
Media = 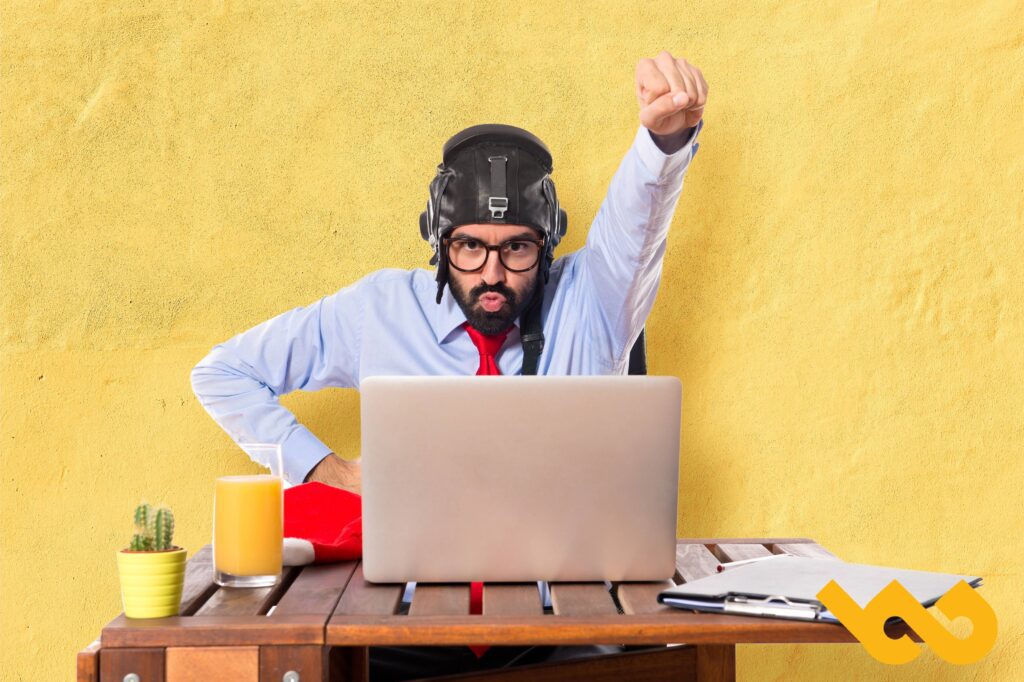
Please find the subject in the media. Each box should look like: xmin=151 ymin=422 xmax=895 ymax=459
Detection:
xmin=118 ymin=500 xmax=186 ymax=618
xmin=154 ymin=507 xmax=174 ymax=551
xmin=128 ymin=501 xmax=175 ymax=551
xmin=134 ymin=502 xmax=152 ymax=531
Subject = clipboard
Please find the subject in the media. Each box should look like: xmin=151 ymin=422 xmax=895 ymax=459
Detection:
xmin=658 ymin=555 xmax=982 ymax=623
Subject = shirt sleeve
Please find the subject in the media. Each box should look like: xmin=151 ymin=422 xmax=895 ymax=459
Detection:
xmin=575 ymin=120 xmax=703 ymax=370
xmin=189 ymin=279 xmax=365 ymax=484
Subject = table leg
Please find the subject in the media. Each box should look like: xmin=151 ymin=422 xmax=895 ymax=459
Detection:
xmin=76 ymin=640 xmax=101 ymax=682
xmin=694 ymin=645 xmax=736 ymax=682
xmin=327 ymin=646 xmax=369 ymax=682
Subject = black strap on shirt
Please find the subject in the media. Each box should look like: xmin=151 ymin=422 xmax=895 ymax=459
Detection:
xmin=520 ymin=301 xmax=648 ymax=376
xmin=519 ymin=277 xmax=648 ymax=375
xmin=520 ymin=293 xmax=544 ymax=376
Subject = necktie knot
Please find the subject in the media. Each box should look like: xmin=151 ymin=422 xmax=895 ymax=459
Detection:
xmin=463 ymin=322 xmax=509 ymax=366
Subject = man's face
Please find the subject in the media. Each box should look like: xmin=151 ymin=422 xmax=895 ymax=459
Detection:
xmin=446 ymin=223 xmax=543 ymax=335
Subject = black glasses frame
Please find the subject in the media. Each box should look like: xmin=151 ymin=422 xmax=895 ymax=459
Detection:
xmin=444 ymin=236 xmax=546 ymax=273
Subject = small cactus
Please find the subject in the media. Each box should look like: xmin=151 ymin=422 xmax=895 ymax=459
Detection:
xmin=154 ymin=507 xmax=174 ymax=551
xmin=128 ymin=501 xmax=175 ymax=551
xmin=134 ymin=503 xmax=153 ymax=533
xmin=130 ymin=533 xmax=153 ymax=551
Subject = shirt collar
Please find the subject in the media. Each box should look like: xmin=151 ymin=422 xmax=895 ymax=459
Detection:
xmin=431 ymin=285 xmax=470 ymax=344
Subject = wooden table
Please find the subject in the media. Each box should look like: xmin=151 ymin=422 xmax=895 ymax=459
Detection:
xmin=79 ymin=538 xmax=912 ymax=681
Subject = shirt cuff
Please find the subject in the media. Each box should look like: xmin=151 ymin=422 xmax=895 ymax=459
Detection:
xmin=634 ymin=118 xmax=704 ymax=181
xmin=281 ymin=425 xmax=333 ymax=485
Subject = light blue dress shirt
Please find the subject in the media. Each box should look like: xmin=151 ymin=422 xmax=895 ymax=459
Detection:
xmin=191 ymin=121 xmax=703 ymax=484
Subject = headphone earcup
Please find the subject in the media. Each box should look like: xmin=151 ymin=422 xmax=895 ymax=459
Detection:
xmin=419 ymin=210 xmax=429 ymax=241
xmin=557 ymin=208 xmax=568 ymax=239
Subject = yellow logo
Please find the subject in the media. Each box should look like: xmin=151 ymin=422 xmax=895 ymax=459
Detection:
xmin=817 ymin=579 xmax=997 ymax=664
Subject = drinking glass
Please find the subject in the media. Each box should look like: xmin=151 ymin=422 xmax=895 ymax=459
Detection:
xmin=213 ymin=443 xmax=284 ymax=587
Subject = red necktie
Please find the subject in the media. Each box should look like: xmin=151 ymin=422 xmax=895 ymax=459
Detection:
xmin=462 ymin=322 xmax=509 ymax=657
xmin=464 ymin=322 xmax=508 ymax=377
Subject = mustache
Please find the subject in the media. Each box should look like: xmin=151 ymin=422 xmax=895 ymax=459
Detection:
xmin=469 ymin=282 xmax=517 ymax=307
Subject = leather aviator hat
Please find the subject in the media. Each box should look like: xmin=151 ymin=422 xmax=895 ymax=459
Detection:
xmin=419 ymin=124 xmax=568 ymax=305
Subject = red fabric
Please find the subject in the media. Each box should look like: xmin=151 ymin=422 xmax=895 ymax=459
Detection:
xmin=463 ymin=323 xmax=509 ymax=377
xmin=462 ymin=322 xmax=510 ymax=657
xmin=284 ymin=481 xmax=362 ymax=562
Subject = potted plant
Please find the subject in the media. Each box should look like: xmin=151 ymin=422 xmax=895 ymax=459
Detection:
xmin=116 ymin=502 xmax=186 ymax=618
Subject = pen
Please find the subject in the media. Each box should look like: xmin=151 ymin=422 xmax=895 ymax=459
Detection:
xmin=716 ymin=554 xmax=793 ymax=573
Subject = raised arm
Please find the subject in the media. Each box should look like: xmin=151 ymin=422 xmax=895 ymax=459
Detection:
xmin=190 ymin=280 xmax=365 ymax=484
xmin=577 ymin=52 xmax=708 ymax=369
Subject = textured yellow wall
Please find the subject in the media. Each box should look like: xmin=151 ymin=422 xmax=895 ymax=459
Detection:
xmin=2 ymin=1 xmax=1022 ymax=679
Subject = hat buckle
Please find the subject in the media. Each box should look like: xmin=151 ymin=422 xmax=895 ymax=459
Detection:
xmin=488 ymin=196 xmax=509 ymax=219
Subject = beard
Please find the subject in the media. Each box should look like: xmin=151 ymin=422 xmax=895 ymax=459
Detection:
xmin=449 ymin=276 xmax=538 ymax=336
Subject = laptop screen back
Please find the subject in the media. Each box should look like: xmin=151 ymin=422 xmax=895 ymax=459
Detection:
xmin=360 ymin=375 xmax=682 ymax=583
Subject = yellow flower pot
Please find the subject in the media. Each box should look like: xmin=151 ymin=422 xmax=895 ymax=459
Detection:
xmin=116 ymin=547 xmax=186 ymax=618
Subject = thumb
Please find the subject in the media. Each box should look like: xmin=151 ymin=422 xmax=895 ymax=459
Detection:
xmin=639 ymin=91 xmax=689 ymax=129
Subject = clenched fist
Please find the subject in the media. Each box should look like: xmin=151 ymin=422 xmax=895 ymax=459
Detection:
xmin=636 ymin=51 xmax=708 ymax=137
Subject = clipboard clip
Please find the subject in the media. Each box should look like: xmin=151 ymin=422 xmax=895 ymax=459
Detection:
xmin=723 ymin=594 xmax=823 ymax=621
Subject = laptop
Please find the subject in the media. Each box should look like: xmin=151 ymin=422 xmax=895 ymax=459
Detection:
xmin=360 ymin=375 xmax=682 ymax=583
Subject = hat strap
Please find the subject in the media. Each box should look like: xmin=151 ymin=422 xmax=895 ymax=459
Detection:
xmin=487 ymin=155 xmax=509 ymax=220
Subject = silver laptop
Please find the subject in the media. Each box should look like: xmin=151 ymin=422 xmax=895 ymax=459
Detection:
xmin=360 ymin=375 xmax=682 ymax=583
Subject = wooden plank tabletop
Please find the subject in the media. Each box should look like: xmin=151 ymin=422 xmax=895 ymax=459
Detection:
xmin=102 ymin=538 xmax=918 ymax=649
xmin=324 ymin=538 xmax=902 ymax=646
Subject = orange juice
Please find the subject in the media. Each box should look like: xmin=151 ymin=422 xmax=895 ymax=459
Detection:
xmin=213 ymin=475 xmax=282 ymax=585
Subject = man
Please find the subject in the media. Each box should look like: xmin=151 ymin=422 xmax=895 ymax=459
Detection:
xmin=191 ymin=51 xmax=707 ymax=679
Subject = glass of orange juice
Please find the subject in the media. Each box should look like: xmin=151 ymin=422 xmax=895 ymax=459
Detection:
xmin=213 ymin=443 xmax=284 ymax=587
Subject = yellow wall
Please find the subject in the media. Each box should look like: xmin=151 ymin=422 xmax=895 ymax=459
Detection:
xmin=2 ymin=1 xmax=1021 ymax=679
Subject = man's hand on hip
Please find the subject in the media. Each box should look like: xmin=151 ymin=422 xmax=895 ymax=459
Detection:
xmin=636 ymin=51 xmax=708 ymax=141
xmin=304 ymin=453 xmax=362 ymax=494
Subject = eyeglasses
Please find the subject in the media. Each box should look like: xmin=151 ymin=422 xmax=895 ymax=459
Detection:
xmin=444 ymin=236 xmax=545 ymax=273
